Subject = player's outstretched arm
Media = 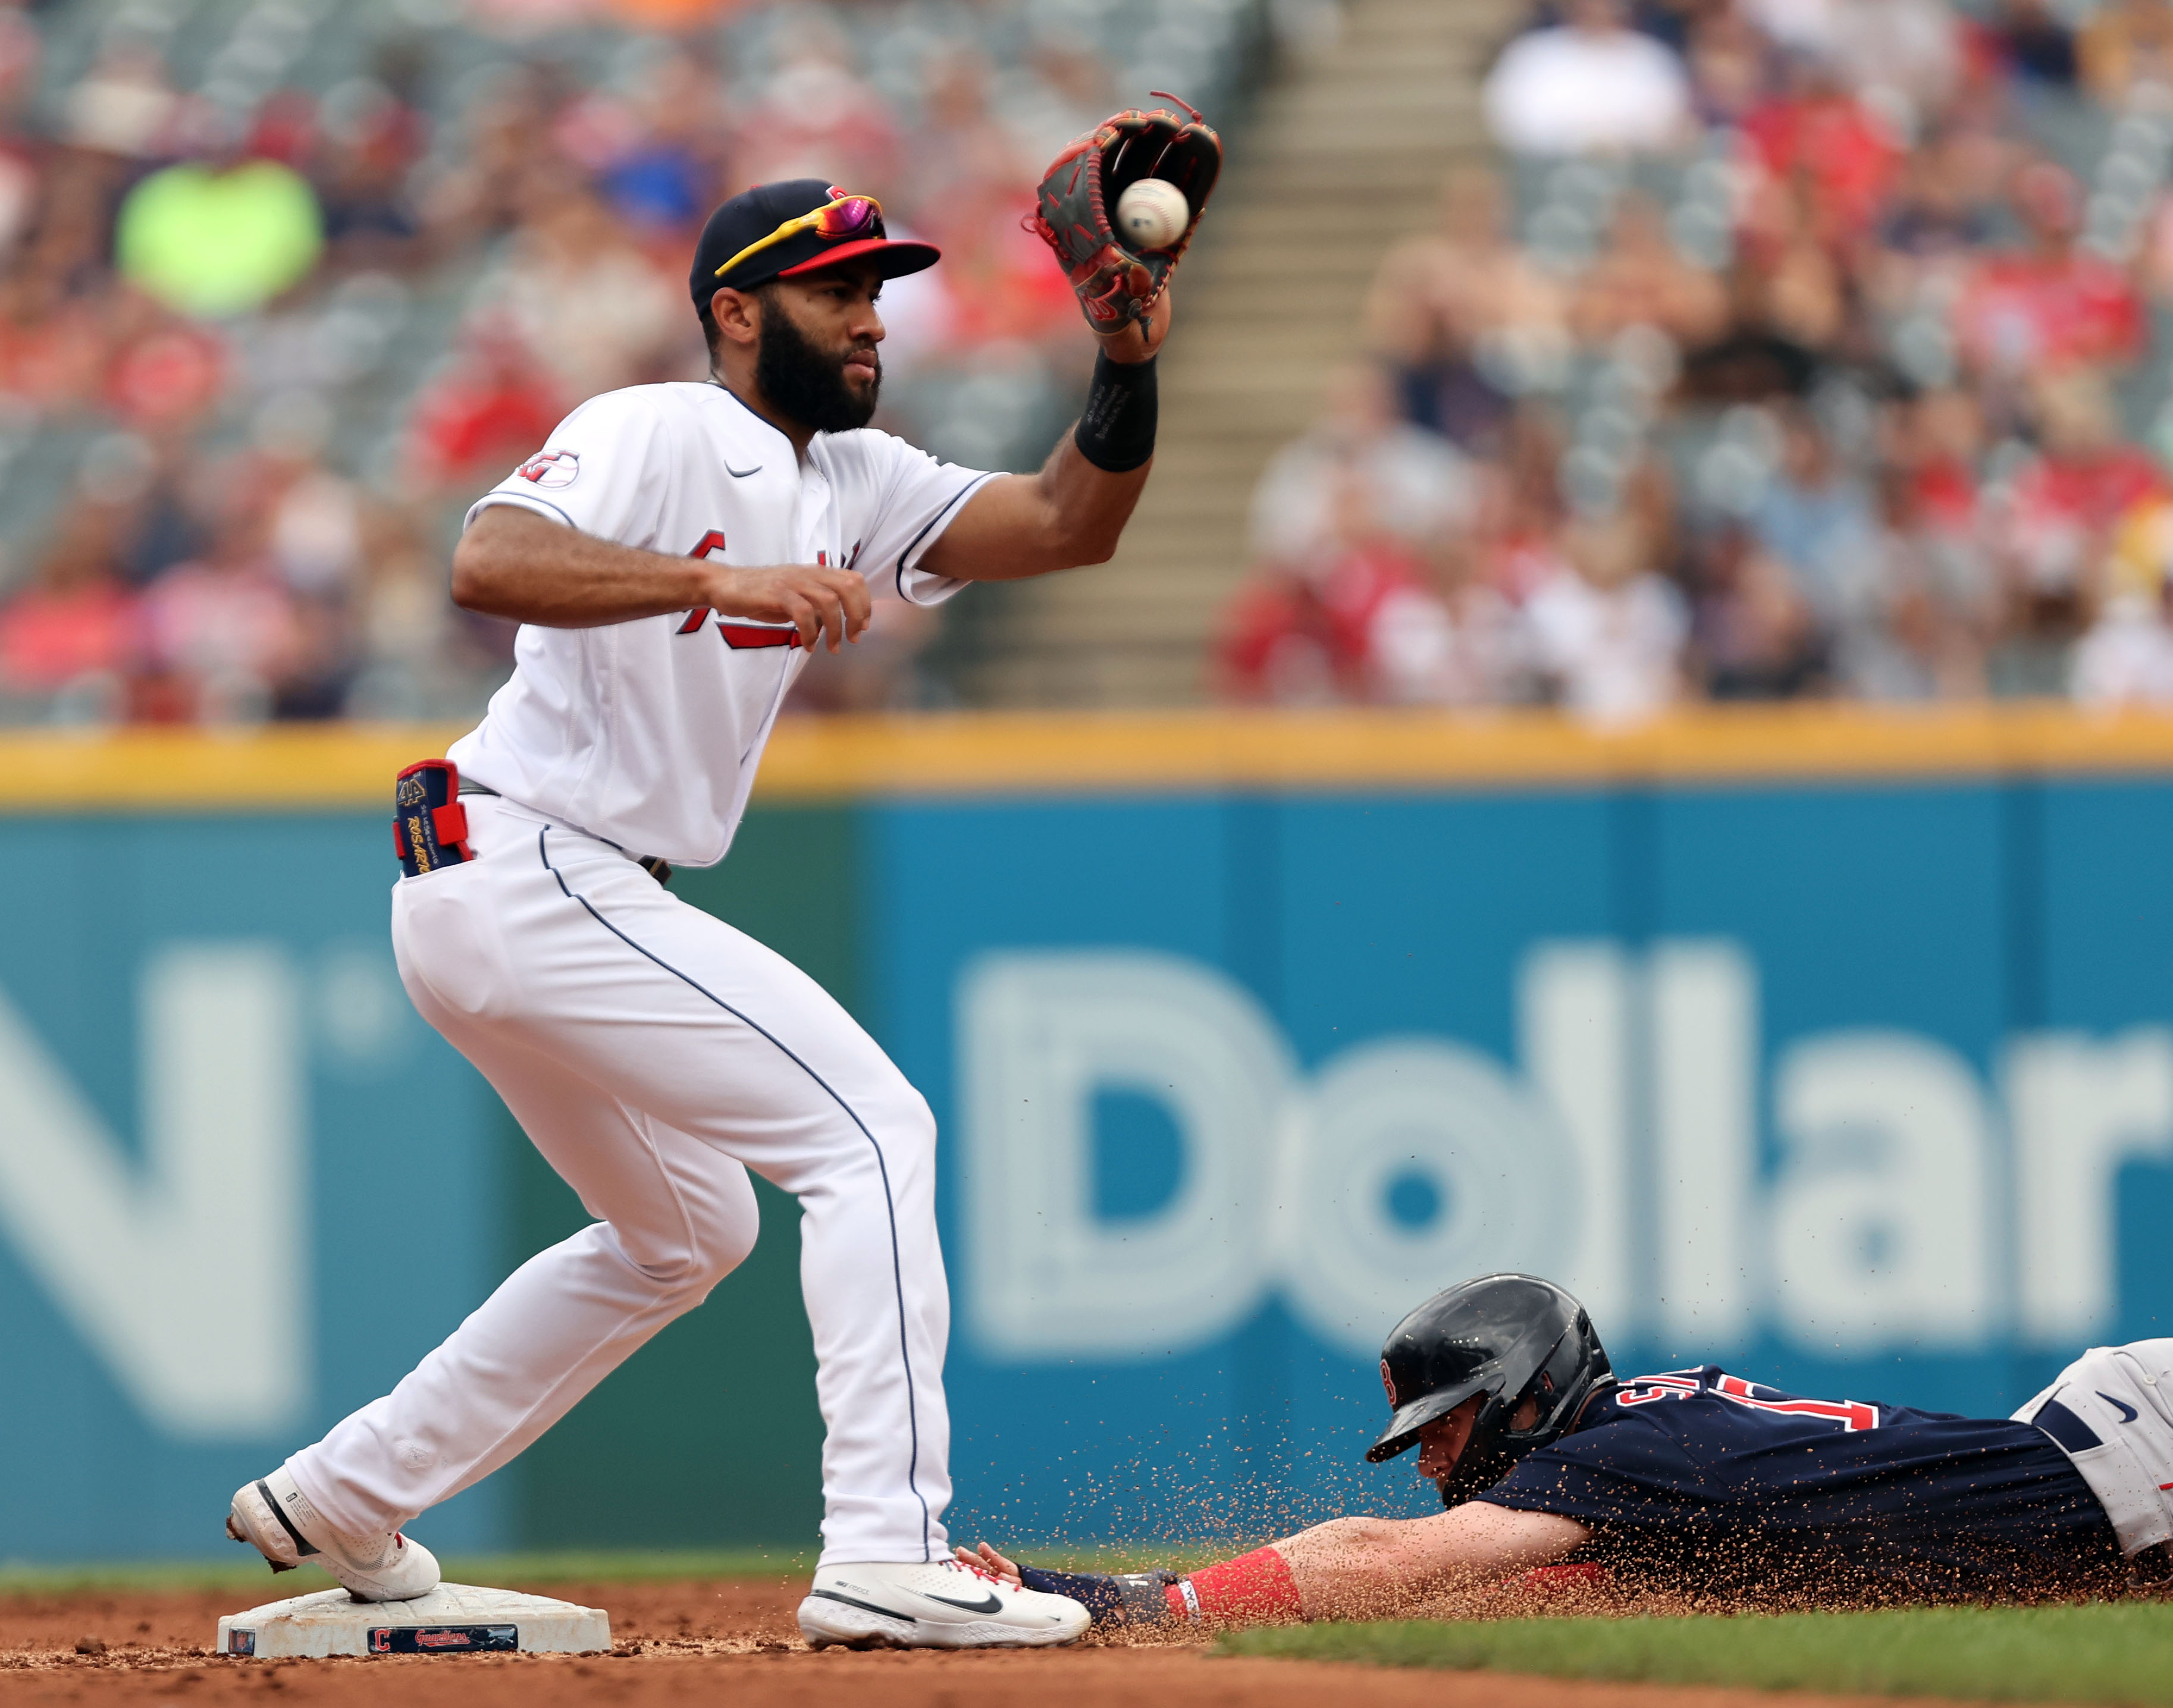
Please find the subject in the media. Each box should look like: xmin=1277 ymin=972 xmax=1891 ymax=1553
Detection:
xmin=915 ymin=290 xmax=1171 ymax=585
xmin=1269 ymin=1502 xmax=1589 ymax=1620
xmin=453 ymin=504 xmax=871 ymax=649
xmin=959 ymin=1500 xmax=1587 ymax=1629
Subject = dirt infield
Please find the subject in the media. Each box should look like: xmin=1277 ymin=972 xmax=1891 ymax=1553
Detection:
xmin=0 ymin=1574 xmax=2003 ymax=1708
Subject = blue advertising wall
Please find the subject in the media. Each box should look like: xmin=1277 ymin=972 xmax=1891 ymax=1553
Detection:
xmin=0 ymin=809 xmax=507 ymax=1559
xmin=887 ymin=778 xmax=2173 ymax=1546
xmin=4 ymin=714 xmax=2173 ymax=1560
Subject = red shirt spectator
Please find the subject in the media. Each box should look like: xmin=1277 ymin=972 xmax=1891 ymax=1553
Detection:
xmin=105 ymin=318 xmax=226 ymax=428
xmin=1958 ymin=252 xmax=2147 ymax=374
xmin=137 ymin=554 xmax=303 ymax=689
xmin=2008 ymin=441 xmax=2165 ymax=538
xmin=1955 ymin=162 xmax=2146 ymax=375
xmin=1219 ymin=540 xmax=1425 ymax=704
xmin=1741 ymin=80 xmax=1904 ymax=241
xmin=406 ymin=326 xmax=566 ymax=487
xmin=0 ymin=566 xmax=136 ymax=690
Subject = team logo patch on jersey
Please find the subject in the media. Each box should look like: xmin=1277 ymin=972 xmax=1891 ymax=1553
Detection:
xmin=518 ymin=450 xmax=580 ymax=489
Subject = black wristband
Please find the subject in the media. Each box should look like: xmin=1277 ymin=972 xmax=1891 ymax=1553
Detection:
xmin=1017 ymin=1565 xmax=1177 ymax=1628
xmin=1073 ymin=351 xmax=1158 ymax=473
xmin=1018 ymin=1566 xmax=1125 ymax=1625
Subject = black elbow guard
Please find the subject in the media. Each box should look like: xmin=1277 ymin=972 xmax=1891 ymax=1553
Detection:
xmin=1073 ymin=352 xmax=1158 ymax=473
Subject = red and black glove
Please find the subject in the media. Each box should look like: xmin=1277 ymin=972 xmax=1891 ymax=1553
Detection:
xmin=1031 ymin=95 xmax=1222 ymax=332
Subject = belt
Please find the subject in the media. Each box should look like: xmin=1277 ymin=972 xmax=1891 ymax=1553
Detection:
xmin=458 ymin=780 xmax=673 ymax=888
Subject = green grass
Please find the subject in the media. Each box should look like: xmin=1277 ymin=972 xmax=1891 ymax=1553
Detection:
xmin=1221 ymin=1603 xmax=2173 ymax=1704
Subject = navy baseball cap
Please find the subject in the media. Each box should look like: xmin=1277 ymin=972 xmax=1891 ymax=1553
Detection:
xmin=690 ymin=179 xmax=940 ymax=303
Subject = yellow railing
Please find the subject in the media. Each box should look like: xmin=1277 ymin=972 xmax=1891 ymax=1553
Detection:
xmin=8 ymin=704 xmax=2173 ymax=810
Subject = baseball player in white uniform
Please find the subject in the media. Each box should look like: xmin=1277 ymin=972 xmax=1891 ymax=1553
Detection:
xmin=222 ymin=172 xmax=1181 ymax=1649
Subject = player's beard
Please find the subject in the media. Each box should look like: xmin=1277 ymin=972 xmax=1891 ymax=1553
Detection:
xmin=756 ymin=303 xmax=880 ymax=435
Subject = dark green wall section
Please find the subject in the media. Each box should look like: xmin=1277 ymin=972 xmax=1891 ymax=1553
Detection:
xmin=500 ymin=803 xmax=859 ymax=1549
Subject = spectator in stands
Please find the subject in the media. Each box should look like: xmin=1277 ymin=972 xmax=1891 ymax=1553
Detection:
xmin=1683 ymin=520 xmax=1827 ymax=700
xmin=101 ymin=290 xmax=227 ymax=431
xmin=1482 ymin=0 xmax=1695 ymax=156
xmin=1222 ymin=473 xmax=1435 ymax=706
xmin=1363 ymin=167 xmax=1567 ymax=444
xmin=1993 ymin=0 xmax=2080 ymax=88
xmin=1977 ymin=374 xmax=2159 ymax=699
xmin=1570 ymin=194 xmax=1730 ymax=351
xmin=403 ymin=316 xmax=566 ymax=497
xmin=905 ymin=48 xmax=1019 ymax=216
xmin=731 ymin=17 xmax=899 ymax=193
xmin=311 ymin=57 xmax=429 ymax=269
xmin=62 ymin=40 xmax=178 ymax=161
xmin=1832 ymin=470 xmax=1992 ymax=701
xmin=1751 ymin=404 xmax=1881 ymax=649
xmin=0 ymin=0 xmax=38 ymax=121
xmin=1989 ymin=373 xmax=2164 ymax=691
xmin=1683 ymin=2 xmax=1771 ymax=127
xmin=419 ymin=62 xmax=570 ymax=243
xmin=1736 ymin=178 xmax=1852 ymax=354
xmin=1004 ymin=32 xmax=1118 ymax=169
xmin=1739 ymin=51 xmax=1904 ymax=243
xmin=1523 ymin=516 xmax=1688 ymax=723
xmin=134 ymin=518 xmax=306 ymax=725
xmin=592 ymin=48 xmax=730 ymax=236
xmin=1368 ymin=547 xmax=1535 ymax=707
xmin=0 ymin=504 xmax=138 ymax=714
xmin=2078 ymin=0 xmax=2173 ymax=108
xmin=1955 ymin=163 xmax=2147 ymax=384
xmin=1469 ymin=404 xmax=1577 ymax=605
xmin=2074 ymin=495 xmax=2173 ymax=706
xmin=1249 ymin=363 xmax=1476 ymax=574
xmin=1869 ymin=122 xmax=2011 ymax=331
xmin=1743 ymin=0 xmax=1962 ymax=136
xmin=497 ymin=189 xmax=688 ymax=401
xmin=0 ymin=267 xmax=104 ymax=412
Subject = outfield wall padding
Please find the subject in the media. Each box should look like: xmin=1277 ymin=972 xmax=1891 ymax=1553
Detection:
xmin=1 ymin=711 xmax=2169 ymax=1557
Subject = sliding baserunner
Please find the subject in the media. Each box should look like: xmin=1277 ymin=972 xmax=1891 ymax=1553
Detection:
xmin=968 ymin=1273 xmax=2173 ymax=1623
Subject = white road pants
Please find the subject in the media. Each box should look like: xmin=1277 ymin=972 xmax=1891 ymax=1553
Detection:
xmin=286 ymin=796 xmax=953 ymax=1566
xmin=2014 ymin=1339 xmax=2173 ymax=1555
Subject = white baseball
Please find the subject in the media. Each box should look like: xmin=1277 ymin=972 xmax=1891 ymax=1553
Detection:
xmin=1115 ymin=178 xmax=1189 ymax=251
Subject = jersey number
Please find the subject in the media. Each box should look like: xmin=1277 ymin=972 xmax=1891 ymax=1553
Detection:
xmin=675 ymin=532 xmax=730 ymax=634
xmin=1620 ymin=1370 xmax=1878 ymax=1432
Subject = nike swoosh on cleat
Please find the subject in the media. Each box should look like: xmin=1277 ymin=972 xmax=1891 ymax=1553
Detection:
xmin=923 ymin=1590 xmax=1004 ymax=1615
xmin=2100 ymin=1392 xmax=2141 ymax=1423
xmin=725 ymin=463 xmax=763 ymax=478
xmin=809 ymin=1588 xmax=914 ymax=1620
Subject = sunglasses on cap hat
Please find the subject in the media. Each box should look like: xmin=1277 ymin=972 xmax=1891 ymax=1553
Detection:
xmin=714 ymin=193 xmax=884 ymax=282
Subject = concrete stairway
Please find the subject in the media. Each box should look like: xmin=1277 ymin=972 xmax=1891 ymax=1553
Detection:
xmin=959 ymin=0 xmax=1521 ymax=708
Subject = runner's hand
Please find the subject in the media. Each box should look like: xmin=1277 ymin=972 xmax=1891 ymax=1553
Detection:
xmin=953 ymin=1542 xmax=1023 ymax=1587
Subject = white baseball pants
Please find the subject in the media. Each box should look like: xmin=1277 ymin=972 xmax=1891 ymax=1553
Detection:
xmin=2014 ymin=1339 xmax=2173 ymax=1555
xmin=286 ymin=795 xmax=953 ymax=1565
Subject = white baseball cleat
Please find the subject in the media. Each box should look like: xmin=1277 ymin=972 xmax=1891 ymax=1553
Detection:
xmin=797 ymin=1559 xmax=1090 ymax=1649
xmin=225 ymin=1468 xmax=440 ymax=1603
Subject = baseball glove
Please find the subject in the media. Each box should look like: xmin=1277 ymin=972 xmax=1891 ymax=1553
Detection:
xmin=1031 ymin=94 xmax=1222 ymax=332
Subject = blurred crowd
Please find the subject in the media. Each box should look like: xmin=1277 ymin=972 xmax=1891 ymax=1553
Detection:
xmin=1221 ymin=0 xmax=2173 ymax=719
xmin=0 ymin=0 xmax=1252 ymax=724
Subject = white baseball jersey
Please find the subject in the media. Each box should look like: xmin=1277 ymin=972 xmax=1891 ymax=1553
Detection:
xmin=449 ymin=381 xmax=995 ymax=866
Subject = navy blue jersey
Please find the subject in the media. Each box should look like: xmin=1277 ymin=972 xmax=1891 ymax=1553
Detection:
xmin=1482 ymin=1367 xmax=2122 ymax=1600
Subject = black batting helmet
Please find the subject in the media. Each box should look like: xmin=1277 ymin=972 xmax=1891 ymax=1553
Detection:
xmin=1367 ymin=1273 xmax=1613 ymax=1508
